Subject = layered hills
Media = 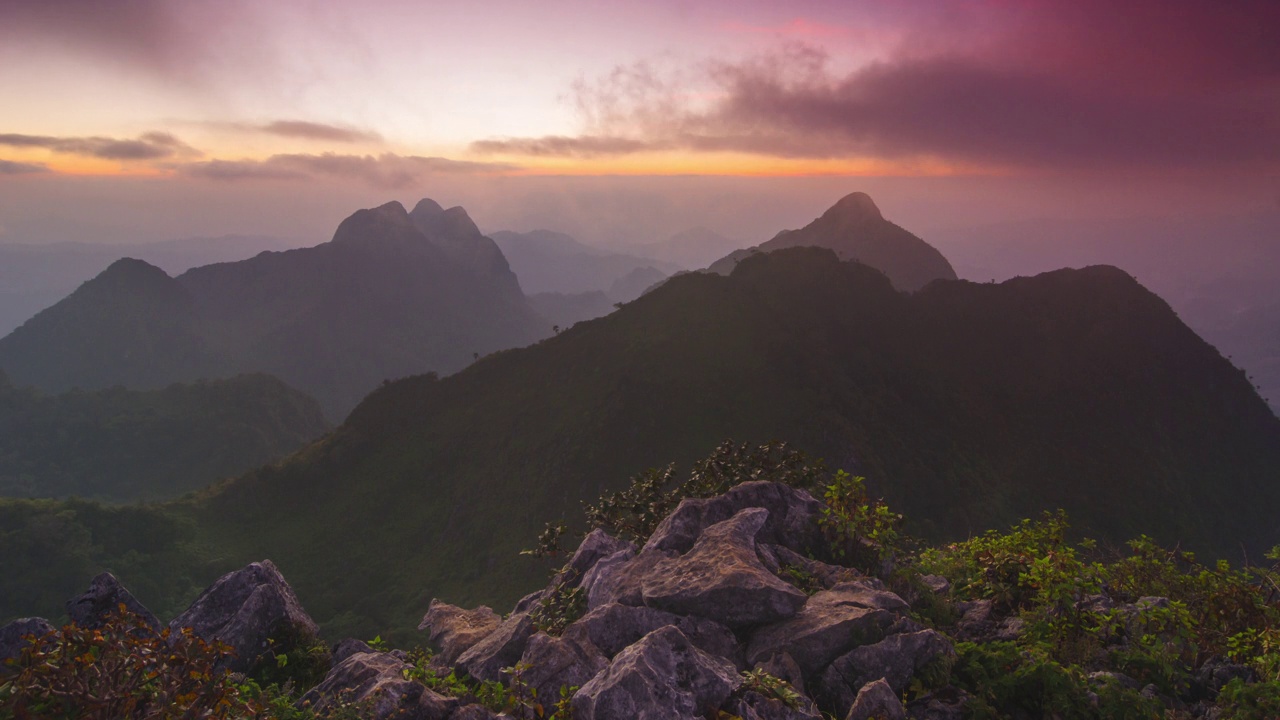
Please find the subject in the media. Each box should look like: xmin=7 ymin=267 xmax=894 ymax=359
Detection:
xmin=0 ymin=371 xmax=328 ymax=502
xmin=0 ymin=200 xmax=550 ymax=420
xmin=2 ymin=247 xmax=1274 ymax=642
xmin=708 ymin=192 xmax=957 ymax=291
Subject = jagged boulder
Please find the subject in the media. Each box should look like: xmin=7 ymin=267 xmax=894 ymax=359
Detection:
xmin=66 ymin=572 xmax=161 ymax=634
xmin=516 ymin=633 xmax=609 ymax=705
xmin=563 ymin=602 xmax=739 ymax=662
xmin=765 ymin=545 xmax=864 ymax=589
xmin=300 ymin=651 xmax=457 ymax=720
xmin=641 ymin=508 xmax=807 ymax=628
xmin=455 ymin=612 xmax=535 ymax=683
xmin=818 ymin=630 xmax=954 ymax=717
xmin=643 ymin=481 xmax=824 ymax=556
xmin=846 ymin=678 xmax=906 ymax=720
xmin=418 ymin=601 xmax=502 ymax=664
xmin=582 ymin=548 xmax=660 ymax=610
xmin=746 ymin=582 xmax=903 ymax=677
xmin=451 ymin=705 xmax=501 ymax=719
xmin=169 ymin=560 xmax=319 ymax=672
xmin=572 ymin=626 xmax=741 ymax=720
xmin=0 ymin=617 xmax=54 ymax=662
xmin=559 ymin=529 xmax=636 ymax=587
xmin=332 ymin=638 xmax=374 ymax=665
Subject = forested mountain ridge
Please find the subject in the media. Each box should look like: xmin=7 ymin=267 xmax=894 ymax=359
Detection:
xmin=0 ymin=200 xmax=551 ymax=420
xmin=0 ymin=372 xmax=329 ymax=502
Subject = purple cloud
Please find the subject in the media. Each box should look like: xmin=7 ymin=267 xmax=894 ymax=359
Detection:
xmin=0 ymin=132 xmax=201 ymax=161
xmin=0 ymin=159 xmax=50 ymax=175
xmin=180 ymin=152 xmax=519 ymax=188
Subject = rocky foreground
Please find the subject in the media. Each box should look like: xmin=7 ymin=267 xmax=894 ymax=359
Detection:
xmin=2 ymin=479 xmax=1274 ymax=719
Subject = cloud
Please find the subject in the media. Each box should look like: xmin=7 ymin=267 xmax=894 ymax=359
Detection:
xmin=255 ymin=121 xmax=382 ymax=143
xmin=0 ymin=0 xmax=258 ymax=86
xmin=0 ymin=132 xmax=202 ymax=161
xmin=179 ymin=152 xmax=519 ymax=188
xmin=0 ymin=159 xmax=50 ymax=175
xmin=471 ymin=135 xmax=659 ymax=158
xmin=478 ymin=0 xmax=1280 ymax=172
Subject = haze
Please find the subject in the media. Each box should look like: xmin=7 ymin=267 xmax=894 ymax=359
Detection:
xmin=1 ymin=0 xmax=1277 ymax=404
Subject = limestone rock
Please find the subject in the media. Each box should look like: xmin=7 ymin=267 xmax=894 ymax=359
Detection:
xmin=0 ymin=617 xmax=54 ymax=662
xmin=450 ymin=705 xmax=501 ymax=720
xmin=819 ymin=630 xmax=954 ymax=718
xmin=455 ymin=612 xmax=535 ymax=683
xmin=642 ymin=508 xmax=807 ymax=628
xmin=331 ymin=637 xmax=374 ymax=665
xmin=643 ymin=481 xmax=824 ymax=556
xmin=747 ymin=584 xmax=900 ymax=677
xmin=418 ymin=600 xmax=502 ymax=664
xmin=169 ymin=560 xmax=319 ymax=673
xmin=581 ymin=547 xmax=655 ymax=610
xmin=846 ymin=678 xmax=905 ymax=720
xmin=572 ymin=626 xmax=741 ymax=720
xmin=516 ymin=632 xmax=609 ymax=705
xmin=906 ymin=686 xmax=968 ymax=720
xmin=769 ymin=545 xmax=864 ymax=590
xmin=563 ymin=602 xmax=739 ymax=663
xmin=66 ymin=572 xmax=161 ymax=634
xmin=300 ymin=651 xmax=457 ymax=720
xmin=560 ymin=529 xmax=636 ymax=586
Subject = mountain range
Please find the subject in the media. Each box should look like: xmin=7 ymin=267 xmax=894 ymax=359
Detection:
xmin=0 ymin=200 xmax=550 ymax=420
xmin=2 ymin=244 xmax=1274 ymax=643
xmin=0 ymin=235 xmax=305 ymax=338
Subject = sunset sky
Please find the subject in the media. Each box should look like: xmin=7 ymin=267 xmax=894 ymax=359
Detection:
xmin=0 ymin=0 xmax=1277 ymax=246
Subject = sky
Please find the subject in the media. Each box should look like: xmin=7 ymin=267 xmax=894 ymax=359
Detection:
xmin=0 ymin=0 xmax=1277 ymax=247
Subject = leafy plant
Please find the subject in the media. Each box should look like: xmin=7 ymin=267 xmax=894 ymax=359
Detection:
xmin=818 ymin=470 xmax=904 ymax=575
xmin=737 ymin=668 xmax=805 ymax=710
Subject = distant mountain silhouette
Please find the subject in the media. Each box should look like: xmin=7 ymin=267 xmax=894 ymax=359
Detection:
xmin=0 ymin=235 xmax=303 ymax=337
xmin=0 ymin=373 xmax=328 ymax=502
xmin=0 ymin=201 xmax=550 ymax=419
xmin=491 ymin=229 xmax=677 ymax=295
xmin=9 ymin=247 xmax=1270 ymax=639
xmin=708 ymin=192 xmax=957 ymax=291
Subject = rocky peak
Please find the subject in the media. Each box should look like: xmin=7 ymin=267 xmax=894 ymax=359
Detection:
xmin=409 ymin=199 xmax=483 ymax=241
xmin=824 ymin=192 xmax=883 ymax=223
xmin=329 ymin=201 xmax=420 ymax=246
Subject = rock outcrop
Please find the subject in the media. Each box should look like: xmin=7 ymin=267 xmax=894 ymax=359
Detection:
xmin=413 ymin=482 xmax=958 ymax=720
xmin=0 ymin=617 xmax=54 ymax=662
xmin=300 ymin=651 xmax=458 ymax=720
xmin=66 ymin=572 xmax=161 ymax=634
xmin=168 ymin=560 xmax=320 ymax=672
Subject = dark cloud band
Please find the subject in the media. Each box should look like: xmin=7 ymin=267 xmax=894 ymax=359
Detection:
xmin=0 ymin=132 xmax=201 ymax=161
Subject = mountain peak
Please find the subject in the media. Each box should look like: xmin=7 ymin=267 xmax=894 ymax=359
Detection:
xmin=410 ymin=201 xmax=482 ymax=240
xmin=825 ymin=192 xmax=883 ymax=222
xmin=101 ymin=257 xmax=170 ymax=280
xmin=410 ymin=198 xmax=445 ymax=218
xmin=330 ymin=201 xmax=417 ymax=245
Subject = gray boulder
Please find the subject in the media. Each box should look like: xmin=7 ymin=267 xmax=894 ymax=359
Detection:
xmin=418 ymin=600 xmax=502 ymax=664
xmin=516 ymin=632 xmax=609 ymax=705
xmin=455 ymin=612 xmax=535 ymax=683
xmin=642 ymin=508 xmax=807 ymax=628
xmin=563 ymin=602 xmax=739 ymax=662
xmin=331 ymin=637 xmax=374 ymax=665
xmin=643 ymin=481 xmax=824 ymax=556
xmin=0 ymin=617 xmax=54 ymax=662
xmin=450 ymin=705 xmax=501 ymax=720
xmin=846 ymin=678 xmax=905 ymax=720
xmin=169 ymin=560 xmax=319 ymax=673
xmin=572 ymin=626 xmax=741 ymax=720
xmin=300 ymin=651 xmax=457 ymax=720
xmin=819 ymin=630 xmax=954 ymax=718
xmin=769 ymin=545 xmax=864 ymax=590
xmin=560 ymin=529 xmax=636 ymax=587
xmin=747 ymin=583 xmax=901 ymax=677
xmin=581 ymin=547 xmax=657 ymax=609
xmin=66 ymin=572 xmax=161 ymax=634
